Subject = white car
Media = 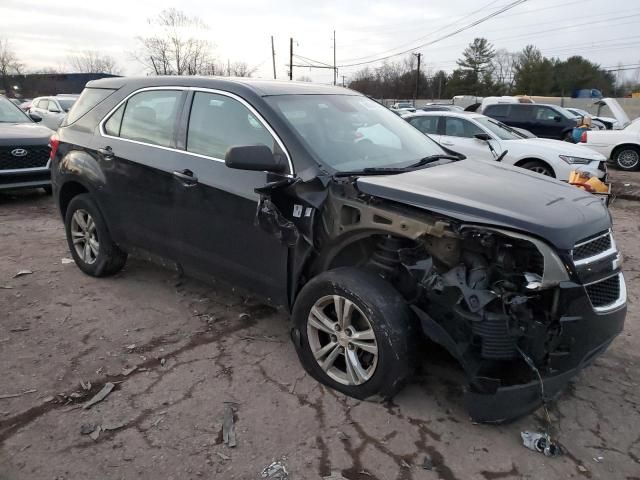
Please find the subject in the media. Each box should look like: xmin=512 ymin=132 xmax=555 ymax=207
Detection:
xmin=29 ymin=95 xmax=78 ymax=130
xmin=390 ymin=102 xmax=416 ymax=113
xmin=579 ymin=118 xmax=640 ymax=171
xmin=404 ymin=111 xmax=607 ymax=180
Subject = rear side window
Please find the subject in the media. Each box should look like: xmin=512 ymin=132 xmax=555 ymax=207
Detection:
xmin=509 ymin=105 xmax=532 ymax=120
xmin=64 ymin=88 xmax=113 ymax=125
xmin=409 ymin=116 xmax=440 ymax=135
xmin=104 ymin=90 xmax=182 ymax=148
xmin=186 ymin=91 xmax=276 ymax=159
xmin=485 ymin=104 xmax=508 ymax=117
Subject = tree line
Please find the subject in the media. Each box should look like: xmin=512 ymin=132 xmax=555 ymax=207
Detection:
xmin=348 ymin=37 xmax=635 ymax=99
xmin=1 ymin=8 xmax=256 ymax=95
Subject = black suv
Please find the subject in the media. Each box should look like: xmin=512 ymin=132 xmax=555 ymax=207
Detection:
xmin=483 ymin=103 xmax=578 ymax=140
xmin=51 ymin=77 xmax=626 ymax=423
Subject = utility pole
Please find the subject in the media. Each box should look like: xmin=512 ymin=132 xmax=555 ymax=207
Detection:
xmin=271 ymin=36 xmax=277 ymax=79
xmin=289 ymin=37 xmax=293 ymax=80
xmin=333 ymin=30 xmax=337 ymax=85
xmin=342 ymin=75 xmax=346 ymax=87
xmin=413 ymin=52 xmax=422 ymax=105
xmin=438 ymin=75 xmax=442 ymax=100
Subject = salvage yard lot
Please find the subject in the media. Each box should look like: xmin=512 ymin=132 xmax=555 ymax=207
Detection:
xmin=1 ymin=191 xmax=639 ymax=480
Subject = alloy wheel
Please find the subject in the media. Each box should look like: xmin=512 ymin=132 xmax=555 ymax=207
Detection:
xmin=307 ymin=294 xmax=378 ymax=386
xmin=617 ymin=149 xmax=640 ymax=169
xmin=70 ymin=209 xmax=99 ymax=265
xmin=529 ymin=165 xmax=552 ymax=176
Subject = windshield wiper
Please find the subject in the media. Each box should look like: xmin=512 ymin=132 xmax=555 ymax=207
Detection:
xmin=334 ymin=154 xmax=462 ymax=177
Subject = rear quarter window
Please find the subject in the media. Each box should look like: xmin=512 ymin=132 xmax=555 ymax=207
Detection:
xmin=63 ymin=88 xmax=115 ymax=126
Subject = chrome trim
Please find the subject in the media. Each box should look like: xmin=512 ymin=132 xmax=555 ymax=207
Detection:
xmin=0 ymin=159 xmax=51 ymax=174
xmin=586 ymin=272 xmax=627 ymax=313
xmin=572 ymin=230 xmax=617 ymax=266
xmin=97 ymin=85 xmax=294 ymax=176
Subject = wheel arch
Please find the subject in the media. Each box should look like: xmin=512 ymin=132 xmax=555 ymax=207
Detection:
xmin=513 ymin=157 xmax=556 ymax=177
xmin=611 ymin=143 xmax=640 ymax=158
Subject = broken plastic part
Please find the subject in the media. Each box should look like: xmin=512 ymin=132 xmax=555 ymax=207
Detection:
xmin=521 ymin=431 xmax=561 ymax=457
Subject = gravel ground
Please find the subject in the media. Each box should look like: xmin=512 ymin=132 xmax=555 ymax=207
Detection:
xmin=0 ymin=190 xmax=639 ymax=480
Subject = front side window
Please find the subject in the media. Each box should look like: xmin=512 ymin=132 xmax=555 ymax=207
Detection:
xmin=106 ymin=90 xmax=182 ymax=147
xmin=187 ymin=91 xmax=276 ymax=160
xmin=36 ymin=99 xmax=48 ymax=109
xmin=48 ymin=101 xmax=61 ymax=112
xmin=266 ymin=94 xmax=445 ymax=173
xmin=409 ymin=116 xmax=440 ymax=135
xmin=485 ymin=104 xmax=508 ymax=117
xmin=444 ymin=117 xmax=484 ymax=138
xmin=535 ymin=106 xmax=558 ymax=121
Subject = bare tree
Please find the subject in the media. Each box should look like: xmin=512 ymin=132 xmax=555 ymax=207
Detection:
xmin=0 ymin=38 xmax=24 ymax=93
xmin=491 ymin=48 xmax=518 ymax=94
xmin=68 ymin=50 xmax=120 ymax=74
xmin=135 ymin=8 xmax=213 ymax=75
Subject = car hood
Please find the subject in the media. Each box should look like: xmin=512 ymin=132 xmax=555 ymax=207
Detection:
xmin=508 ymin=138 xmax=605 ymax=160
xmin=0 ymin=122 xmax=53 ymax=146
xmin=356 ymin=160 xmax=610 ymax=250
xmin=596 ymin=98 xmax=630 ymax=128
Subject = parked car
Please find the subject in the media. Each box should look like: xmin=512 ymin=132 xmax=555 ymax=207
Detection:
xmin=0 ymin=95 xmax=54 ymax=193
xmin=51 ymin=77 xmax=626 ymax=423
xmin=403 ymin=111 xmax=607 ymax=180
xmin=18 ymin=99 xmax=33 ymax=112
xmin=390 ymin=101 xmax=416 ymax=113
xmin=565 ymin=107 xmax=610 ymax=130
xmin=580 ymin=118 xmax=640 ymax=170
xmin=483 ymin=103 xmax=579 ymax=141
xmin=8 ymin=98 xmax=23 ymax=107
xmin=420 ymin=104 xmax=464 ymax=112
xmin=29 ymin=95 xmax=79 ymax=130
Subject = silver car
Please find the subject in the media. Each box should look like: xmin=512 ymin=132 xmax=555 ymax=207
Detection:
xmin=29 ymin=95 xmax=78 ymax=130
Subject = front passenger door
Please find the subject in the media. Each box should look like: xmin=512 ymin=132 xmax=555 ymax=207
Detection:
xmin=439 ymin=117 xmax=494 ymax=161
xmin=173 ymin=91 xmax=290 ymax=303
xmin=407 ymin=115 xmax=441 ymax=143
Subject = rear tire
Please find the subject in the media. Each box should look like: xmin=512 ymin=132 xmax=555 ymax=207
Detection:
xmin=613 ymin=146 xmax=640 ymax=171
xmin=291 ymin=267 xmax=415 ymax=400
xmin=64 ymin=193 xmax=127 ymax=277
xmin=520 ymin=160 xmax=555 ymax=178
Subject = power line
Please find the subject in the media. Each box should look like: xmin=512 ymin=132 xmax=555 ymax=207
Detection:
xmin=336 ymin=0 xmax=528 ymax=68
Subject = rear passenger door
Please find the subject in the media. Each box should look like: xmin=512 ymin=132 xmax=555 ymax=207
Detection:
xmin=172 ymin=90 xmax=290 ymax=304
xmin=98 ymin=88 xmax=187 ymax=258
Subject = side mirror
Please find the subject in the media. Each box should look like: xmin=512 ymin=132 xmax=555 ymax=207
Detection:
xmin=474 ymin=133 xmax=492 ymax=141
xmin=225 ymin=145 xmax=287 ymax=173
xmin=29 ymin=112 xmax=42 ymax=123
xmin=554 ymin=115 xmax=562 ymax=122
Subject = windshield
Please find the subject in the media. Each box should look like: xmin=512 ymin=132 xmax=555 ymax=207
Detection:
xmin=474 ymin=116 xmax=524 ymax=140
xmin=57 ymin=98 xmax=77 ymax=112
xmin=0 ymin=96 xmax=31 ymax=123
xmin=265 ymin=94 xmax=446 ymax=172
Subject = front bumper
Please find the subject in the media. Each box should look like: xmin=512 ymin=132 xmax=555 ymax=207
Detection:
xmin=0 ymin=168 xmax=51 ymax=191
xmin=417 ymin=278 xmax=626 ymax=423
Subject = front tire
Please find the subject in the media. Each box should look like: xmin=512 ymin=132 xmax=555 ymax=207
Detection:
xmin=614 ymin=146 xmax=640 ymax=171
xmin=64 ymin=194 xmax=127 ymax=277
xmin=520 ymin=160 xmax=555 ymax=177
xmin=292 ymin=267 xmax=415 ymax=400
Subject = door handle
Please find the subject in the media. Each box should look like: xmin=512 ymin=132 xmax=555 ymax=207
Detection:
xmin=441 ymin=141 xmax=454 ymax=146
xmin=172 ymin=169 xmax=198 ymax=186
xmin=98 ymin=147 xmax=114 ymax=160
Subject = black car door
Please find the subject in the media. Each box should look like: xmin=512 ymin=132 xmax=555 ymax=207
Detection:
xmin=531 ymin=105 xmax=564 ymax=139
xmin=171 ymin=90 xmax=290 ymax=304
xmin=97 ymin=88 xmax=187 ymax=259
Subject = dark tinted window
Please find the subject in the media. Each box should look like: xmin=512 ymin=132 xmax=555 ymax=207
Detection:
xmin=444 ymin=117 xmax=483 ymax=138
xmin=485 ymin=104 xmax=508 ymax=116
xmin=409 ymin=116 xmax=440 ymax=135
xmin=65 ymin=88 xmax=114 ymax=125
xmin=187 ymin=91 xmax=275 ymax=159
xmin=509 ymin=104 xmax=532 ymax=120
xmin=104 ymin=103 xmax=125 ymax=136
xmin=116 ymin=90 xmax=182 ymax=147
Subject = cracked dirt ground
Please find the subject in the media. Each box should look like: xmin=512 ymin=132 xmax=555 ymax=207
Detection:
xmin=1 ymin=191 xmax=639 ymax=480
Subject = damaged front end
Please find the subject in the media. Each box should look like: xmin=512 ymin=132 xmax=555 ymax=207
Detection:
xmin=316 ymin=188 xmax=626 ymax=423
xmin=257 ymin=175 xmax=626 ymax=423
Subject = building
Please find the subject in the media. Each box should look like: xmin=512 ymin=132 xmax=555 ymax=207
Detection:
xmin=1 ymin=73 xmax=119 ymax=99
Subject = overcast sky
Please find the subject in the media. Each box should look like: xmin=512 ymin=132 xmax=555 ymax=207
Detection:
xmin=2 ymin=0 xmax=639 ymax=84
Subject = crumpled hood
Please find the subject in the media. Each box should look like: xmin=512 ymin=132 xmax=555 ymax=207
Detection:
xmin=514 ymin=138 xmax=605 ymax=160
xmin=356 ymin=160 xmax=611 ymax=250
xmin=0 ymin=123 xmax=53 ymax=146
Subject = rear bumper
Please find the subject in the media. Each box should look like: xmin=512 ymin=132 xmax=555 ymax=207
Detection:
xmin=0 ymin=168 xmax=51 ymax=190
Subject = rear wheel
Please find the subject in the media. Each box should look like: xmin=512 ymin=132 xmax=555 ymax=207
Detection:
xmin=614 ymin=146 xmax=640 ymax=171
xmin=292 ymin=267 xmax=415 ymax=400
xmin=520 ymin=160 xmax=555 ymax=177
xmin=64 ymin=194 xmax=127 ymax=277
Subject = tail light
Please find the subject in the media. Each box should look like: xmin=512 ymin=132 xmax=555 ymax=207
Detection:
xmin=49 ymin=133 xmax=59 ymax=160
xmin=580 ymin=131 xmax=588 ymax=143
